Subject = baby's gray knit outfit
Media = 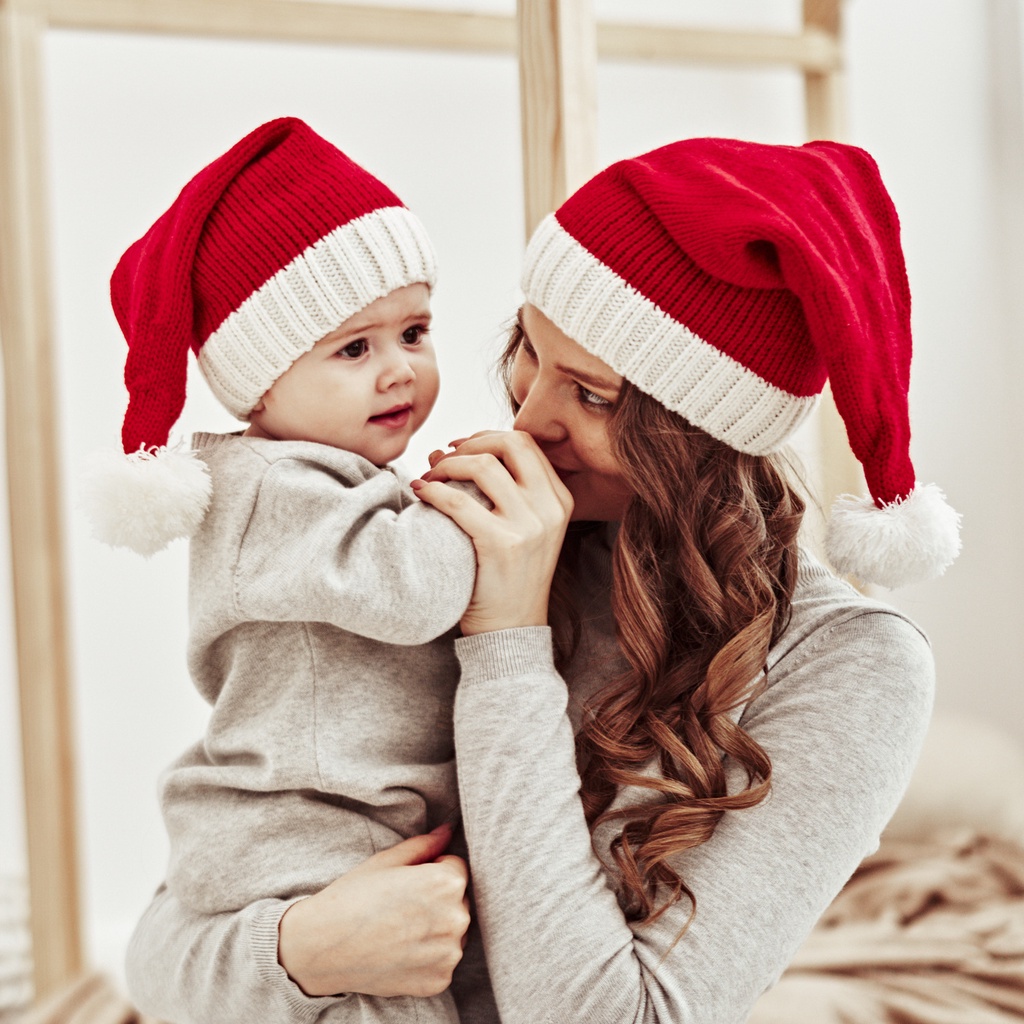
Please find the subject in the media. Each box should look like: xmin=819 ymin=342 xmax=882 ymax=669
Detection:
xmin=158 ymin=431 xmax=477 ymax=1023
xmin=128 ymin=523 xmax=934 ymax=1024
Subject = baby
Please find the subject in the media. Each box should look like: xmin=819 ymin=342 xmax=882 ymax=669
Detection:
xmin=84 ymin=117 xmax=477 ymax=1023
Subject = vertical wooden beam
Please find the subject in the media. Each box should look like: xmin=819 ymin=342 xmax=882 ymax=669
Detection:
xmin=0 ymin=0 xmax=83 ymax=999
xmin=802 ymin=0 xmax=846 ymax=141
xmin=517 ymin=0 xmax=598 ymax=237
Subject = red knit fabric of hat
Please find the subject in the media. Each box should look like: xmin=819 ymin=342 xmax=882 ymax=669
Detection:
xmin=552 ymin=139 xmax=913 ymax=509
xmin=110 ymin=117 xmax=418 ymax=456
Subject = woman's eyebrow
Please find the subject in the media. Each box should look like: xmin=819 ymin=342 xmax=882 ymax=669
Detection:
xmin=556 ymin=363 xmax=621 ymax=392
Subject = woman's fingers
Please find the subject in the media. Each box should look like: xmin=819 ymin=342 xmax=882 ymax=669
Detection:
xmin=413 ymin=462 xmax=568 ymax=558
xmin=447 ymin=431 xmax=555 ymax=487
xmin=432 ymin=853 xmax=470 ymax=888
xmin=427 ymin=430 xmax=503 ymax=471
xmin=424 ymin=431 xmax=572 ymax=518
xmin=418 ymin=453 xmax=528 ymax=517
xmin=364 ymin=822 xmax=451 ymax=868
xmin=278 ymin=835 xmax=472 ymax=999
xmin=410 ymin=476 xmax=509 ymax=540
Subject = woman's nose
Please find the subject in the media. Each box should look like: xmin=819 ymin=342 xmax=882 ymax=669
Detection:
xmin=512 ymin=383 xmax=567 ymax=444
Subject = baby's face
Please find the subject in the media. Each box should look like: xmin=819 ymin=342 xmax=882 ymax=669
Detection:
xmin=245 ymin=284 xmax=438 ymax=466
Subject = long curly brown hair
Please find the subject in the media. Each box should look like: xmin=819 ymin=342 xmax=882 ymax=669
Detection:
xmin=501 ymin=318 xmax=805 ymax=925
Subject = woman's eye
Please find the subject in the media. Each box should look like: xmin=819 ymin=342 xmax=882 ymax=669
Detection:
xmin=402 ymin=325 xmax=428 ymax=345
xmin=338 ymin=339 xmax=368 ymax=359
xmin=578 ymin=385 xmax=612 ymax=409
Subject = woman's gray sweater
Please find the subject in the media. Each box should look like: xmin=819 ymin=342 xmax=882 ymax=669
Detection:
xmin=126 ymin=528 xmax=934 ymax=1024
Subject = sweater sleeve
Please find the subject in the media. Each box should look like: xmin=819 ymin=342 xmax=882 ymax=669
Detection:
xmin=452 ymin=613 xmax=935 ymax=1024
xmin=233 ymin=459 xmax=477 ymax=645
xmin=125 ymin=886 xmax=339 ymax=1024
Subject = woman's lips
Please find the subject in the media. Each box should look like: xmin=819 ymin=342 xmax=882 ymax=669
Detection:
xmin=369 ymin=404 xmax=412 ymax=429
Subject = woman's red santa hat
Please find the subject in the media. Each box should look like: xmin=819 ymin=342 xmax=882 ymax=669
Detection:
xmin=522 ymin=137 xmax=960 ymax=589
xmin=82 ymin=116 xmax=436 ymax=556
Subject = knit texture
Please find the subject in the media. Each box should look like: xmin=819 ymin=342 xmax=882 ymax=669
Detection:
xmin=84 ymin=117 xmax=439 ymax=560
xmin=522 ymin=214 xmax=819 ymax=455
xmin=198 ymin=205 xmax=435 ymax=417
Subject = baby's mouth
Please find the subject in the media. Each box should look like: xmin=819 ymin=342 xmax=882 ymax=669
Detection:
xmin=369 ymin=403 xmax=413 ymax=428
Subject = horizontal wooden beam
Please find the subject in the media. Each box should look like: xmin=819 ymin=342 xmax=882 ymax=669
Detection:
xmin=7 ymin=0 xmax=841 ymax=71
xmin=18 ymin=0 xmax=516 ymax=51
xmin=598 ymin=23 xmax=840 ymax=72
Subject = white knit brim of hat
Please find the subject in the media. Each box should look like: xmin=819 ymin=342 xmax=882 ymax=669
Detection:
xmin=521 ymin=213 xmax=819 ymax=455
xmin=199 ymin=204 xmax=437 ymax=419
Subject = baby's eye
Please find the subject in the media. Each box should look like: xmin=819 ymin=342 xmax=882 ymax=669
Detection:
xmin=578 ymin=385 xmax=612 ymax=409
xmin=338 ymin=339 xmax=368 ymax=359
xmin=402 ymin=325 xmax=429 ymax=345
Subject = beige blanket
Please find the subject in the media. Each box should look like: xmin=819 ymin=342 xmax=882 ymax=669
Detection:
xmin=750 ymin=829 xmax=1024 ymax=1024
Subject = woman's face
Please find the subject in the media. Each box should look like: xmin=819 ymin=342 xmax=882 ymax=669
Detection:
xmin=510 ymin=304 xmax=634 ymax=521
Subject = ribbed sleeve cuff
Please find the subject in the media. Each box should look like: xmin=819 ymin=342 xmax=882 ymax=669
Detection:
xmin=252 ymin=898 xmax=341 ymax=1020
xmin=455 ymin=626 xmax=556 ymax=684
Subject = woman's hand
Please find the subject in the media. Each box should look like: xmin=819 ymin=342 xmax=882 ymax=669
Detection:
xmin=411 ymin=430 xmax=573 ymax=635
xmin=277 ymin=824 xmax=470 ymax=998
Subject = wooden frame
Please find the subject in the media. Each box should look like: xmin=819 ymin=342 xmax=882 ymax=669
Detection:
xmin=0 ymin=1 xmax=82 ymax=1002
xmin=0 ymin=0 xmax=845 ymax=1002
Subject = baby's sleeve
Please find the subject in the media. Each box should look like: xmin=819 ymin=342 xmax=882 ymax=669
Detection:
xmin=233 ymin=459 xmax=478 ymax=645
xmin=125 ymin=886 xmax=339 ymax=1024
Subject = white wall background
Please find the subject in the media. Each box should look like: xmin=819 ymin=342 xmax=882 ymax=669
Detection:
xmin=1 ymin=0 xmax=1021 ymax=990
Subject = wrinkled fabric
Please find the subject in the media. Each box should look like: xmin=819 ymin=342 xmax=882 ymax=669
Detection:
xmin=750 ymin=829 xmax=1024 ymax=1024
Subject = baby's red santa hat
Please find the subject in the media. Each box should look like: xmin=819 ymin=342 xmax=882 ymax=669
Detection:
xmin=522 ymin=137 xmax=960 ymax=589
xmin=82 ymin=116 xmax=436 ymax=556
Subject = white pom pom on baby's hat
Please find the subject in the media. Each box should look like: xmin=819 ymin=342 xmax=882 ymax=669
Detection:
xmin=80 ymin=445 xmax=212 ymax=557
xmin=825 ymin=482 xmax=962 ymax=590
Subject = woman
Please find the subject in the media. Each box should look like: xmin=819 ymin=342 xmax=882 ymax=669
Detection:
xmin=126 ymin=138 xmax=958 ymax=1024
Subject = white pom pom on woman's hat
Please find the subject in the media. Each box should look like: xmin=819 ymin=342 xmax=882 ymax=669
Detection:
xmin=825 ymin=483 xmax=963 ymax=590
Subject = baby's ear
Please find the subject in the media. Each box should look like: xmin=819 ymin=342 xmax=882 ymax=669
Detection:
xmin=250 ymin=398 xmax=266 ymax=414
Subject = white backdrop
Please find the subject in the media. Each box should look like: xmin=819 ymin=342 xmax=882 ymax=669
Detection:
xmin=1 ymin=0 xmax=1021 ymax=986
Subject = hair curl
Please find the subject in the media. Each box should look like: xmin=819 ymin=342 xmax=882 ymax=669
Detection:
xmin=501 ymin=318 xmax=805 ymax=925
